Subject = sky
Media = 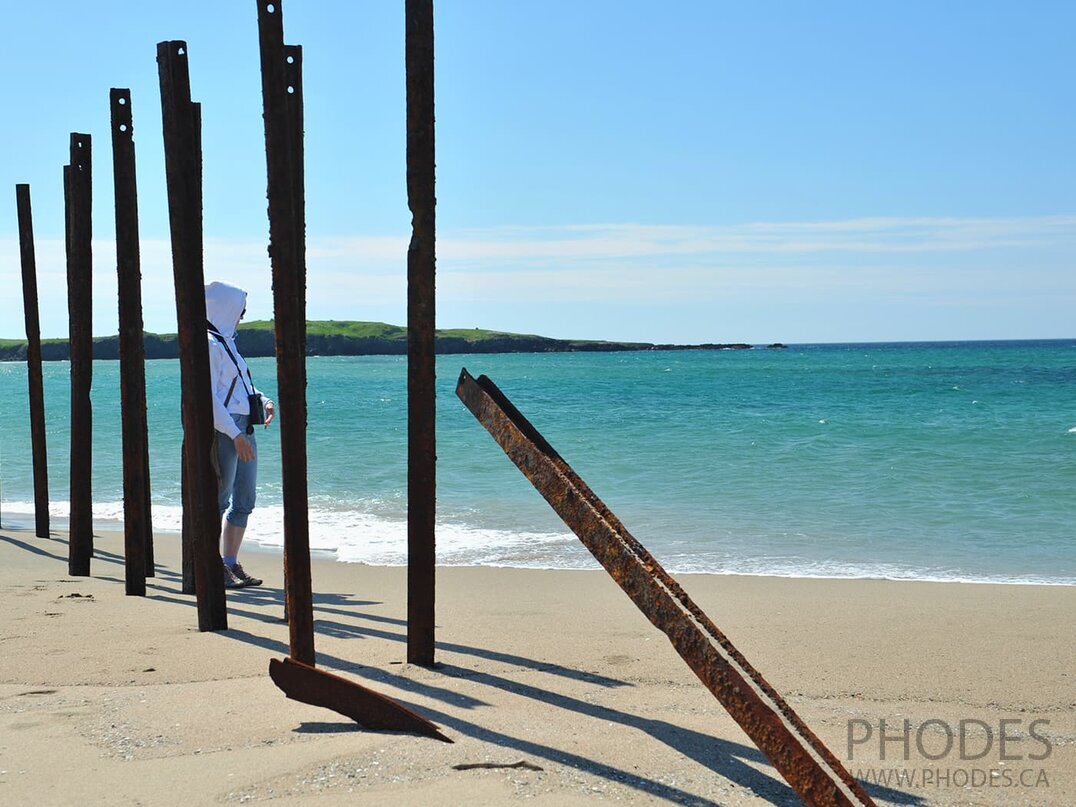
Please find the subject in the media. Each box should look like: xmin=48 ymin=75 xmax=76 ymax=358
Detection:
xmin=0 ymin=0 xmax=1073 ymax=344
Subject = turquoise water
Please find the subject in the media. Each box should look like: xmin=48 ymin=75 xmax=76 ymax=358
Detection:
xmin=0 ymin=341 xmax=1073 ymax=584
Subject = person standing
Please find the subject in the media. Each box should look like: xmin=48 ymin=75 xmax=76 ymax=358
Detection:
xmin=205 ymin=280 xmax=275 ymax=588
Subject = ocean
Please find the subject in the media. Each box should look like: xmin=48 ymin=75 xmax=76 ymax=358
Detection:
xmin=0 ymin=340 xmax=1073 ymax=585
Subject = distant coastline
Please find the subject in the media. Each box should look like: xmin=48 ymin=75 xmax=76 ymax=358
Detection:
xmin=0 ymin=320 xmax=785 ymax=362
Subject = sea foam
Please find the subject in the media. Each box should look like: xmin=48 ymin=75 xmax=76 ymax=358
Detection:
xmin=3 ymin=499 xmax=1072 ymax=586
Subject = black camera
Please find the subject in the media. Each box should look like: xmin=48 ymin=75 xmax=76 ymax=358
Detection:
xmin=247 ymin=393 xmax=266 ymax=426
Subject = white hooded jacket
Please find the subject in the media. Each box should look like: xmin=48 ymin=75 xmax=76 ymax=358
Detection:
xmin=205 ymin=281 xmax=271 ymax=440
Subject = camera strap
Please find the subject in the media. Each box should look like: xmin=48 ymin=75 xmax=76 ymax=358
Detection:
xmin=223 ymin=376 xmax=239 ymax=407
xmin=207 ymin=322 xmax=254 ymax=399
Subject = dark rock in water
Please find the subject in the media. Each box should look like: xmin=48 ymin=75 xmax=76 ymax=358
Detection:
xmin=649 ymin=343 xmax=751 ymax=351
xmin=767 ymin=343 xmax=788 ymax=349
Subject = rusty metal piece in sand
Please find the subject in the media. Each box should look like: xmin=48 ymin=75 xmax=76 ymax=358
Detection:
xmin=453 ymin=760 xmax=544 ymax=772
xmin=269 ymin=658 xmax=451 ymax=743
xmin=455 ymin=369 xmax=875 ymax=807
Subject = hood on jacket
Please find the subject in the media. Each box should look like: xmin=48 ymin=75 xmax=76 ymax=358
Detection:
xmin=205 ymin=281 xmax=248 ymax=338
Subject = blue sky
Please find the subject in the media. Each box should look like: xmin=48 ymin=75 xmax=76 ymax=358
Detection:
xmin=1 ymin=1 xmax=1073 ymax=343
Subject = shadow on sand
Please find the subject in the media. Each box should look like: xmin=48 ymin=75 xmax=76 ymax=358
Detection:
xmin=2 ymin=528 xmax=921 ymax=806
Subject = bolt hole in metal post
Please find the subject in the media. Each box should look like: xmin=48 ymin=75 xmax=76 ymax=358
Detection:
xmin=118 ymin=97 xmax=126 ymax=105
xmin=119 ymin=124 xmax=128 ymax=132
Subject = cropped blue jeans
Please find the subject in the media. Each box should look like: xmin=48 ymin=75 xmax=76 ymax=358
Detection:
xmin=216 ymin=414 xmax=257 ymax=529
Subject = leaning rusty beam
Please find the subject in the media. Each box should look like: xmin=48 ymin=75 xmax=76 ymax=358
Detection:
xmin=111 ymin=87 xmax=155 ymax=594
xmin=157 ymin=41 xmax=227 ymax=631
xmin=15 ymin=184 xmax=50 ymax=539
xmin=256 ymin=0 xmax=314 ymax=665
xmin=65 ymin=134 xmax=94 ymax=576
xmin=405 ymin=0 xmax=437 ymax=668
xmin=456 ymin=370 xmax=875 ymax=807
xmin=269 ymin=658 xmax=451 ymax=743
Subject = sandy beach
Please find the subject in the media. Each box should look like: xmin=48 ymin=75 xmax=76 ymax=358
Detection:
xmin=0 ymin=526 xmax=1072 ymax=806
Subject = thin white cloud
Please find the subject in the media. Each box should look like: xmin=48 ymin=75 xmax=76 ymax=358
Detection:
xmin=1 ymin=213 xmax=1072 ymax=337
xmin=435 ymin=215 xmax=1076 ymax=263
xmin=290 ymin=214 xmax=1076 ymax=271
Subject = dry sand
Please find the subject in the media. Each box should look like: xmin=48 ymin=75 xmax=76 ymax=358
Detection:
xmin=0 ymin=526 xmax=1072 ymax=806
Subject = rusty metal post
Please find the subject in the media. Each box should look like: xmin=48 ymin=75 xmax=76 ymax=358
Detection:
xmin=184 ymin=100 xmax=207 ymax=597
xmin=111 ymin=88 xmax=155 ymax=594
xmin=457 ymin=370 xmax=876 ymax=807
xmin=157 ymin=41 xmax=227 ymax=630
xmin=406 ymin=0 xmax=437 ymax=668
xmin=256 ymin=0 xmax=314 ymax=665
xmin=178 ymin=100 xmax=205 ymax=599
xmin=65 ymin=134 xmax=93 ymax=576
xmin=143 ymin=436 xmax=155 ymax=574
xmin=15 ymin=184 xmax=50 ymax=539
xmin=180 ymin=449 xmax=194 ymax=593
